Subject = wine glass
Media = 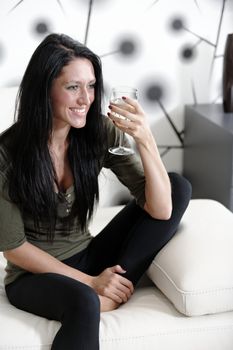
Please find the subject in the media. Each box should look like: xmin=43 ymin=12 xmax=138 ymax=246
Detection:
xmin=108 ymin=86 xmax=138 ymax=156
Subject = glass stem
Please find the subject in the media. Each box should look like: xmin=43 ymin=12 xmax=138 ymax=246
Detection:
xmin=119 ymin=131 xmax=124 ymax=148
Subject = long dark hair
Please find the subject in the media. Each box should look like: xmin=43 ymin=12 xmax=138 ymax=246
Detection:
xmin=6 ymin=33 xmax=106 ymax=240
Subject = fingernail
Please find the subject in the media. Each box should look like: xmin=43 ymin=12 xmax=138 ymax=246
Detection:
xmin=108 ymin=105 xmax=113 ymax=109
xmin=122 ymin=96 xmax=126 ymax=100
xmin=107 ymin=112 xmax=110 ymax=116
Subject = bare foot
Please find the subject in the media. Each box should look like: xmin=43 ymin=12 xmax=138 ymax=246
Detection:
xmin=99 ymin=295 xmax=121 ymax=312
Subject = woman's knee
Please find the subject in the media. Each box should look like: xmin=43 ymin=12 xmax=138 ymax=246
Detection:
xmin=65 ymin=283 xmax=100 ymax=317
xmin=168 ymin=172 xmax=192 ymax=211
xmin=82 ymin=285 xmax=100 ymax=314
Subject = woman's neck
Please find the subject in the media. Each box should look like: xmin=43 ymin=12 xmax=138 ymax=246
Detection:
xmin=48 ymin=130 xmax=73 ymax=191
xmin=49 ymin=124 xmax=70 ymax=153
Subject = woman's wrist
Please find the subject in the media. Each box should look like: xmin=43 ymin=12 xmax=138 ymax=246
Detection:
xmin=136 ymin=130 xmax=159 ymax=157
xmin=69 ymin=266 xmax=94 ymax=288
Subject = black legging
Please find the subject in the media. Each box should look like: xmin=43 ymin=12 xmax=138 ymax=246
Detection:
xmin=6 ymin=172 xmax=192 ymax=350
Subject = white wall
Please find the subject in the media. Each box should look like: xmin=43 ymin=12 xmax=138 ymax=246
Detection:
xmin=0 ymin=0 xmax=232 ymax=205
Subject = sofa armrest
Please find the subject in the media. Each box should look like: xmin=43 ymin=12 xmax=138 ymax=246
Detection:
xmin=147 ymin=199 xmax=233 ymax=316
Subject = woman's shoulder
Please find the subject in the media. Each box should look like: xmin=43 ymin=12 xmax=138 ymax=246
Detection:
xmin=101 ymin=114 xmax=120 ymax=144
xmin=0 ymin=126 xmax=14 ymax=176
xmin=101 ymin=114 xmax=112 ymax=131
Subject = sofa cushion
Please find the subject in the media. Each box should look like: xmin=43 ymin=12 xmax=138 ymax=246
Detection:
xmin=1 ymin=253 xmax=233 ymax=350
xmin=147 ymin=199 xmax=233 ymax=316
xmin=1 ymin=202 xmax=233 ymax=349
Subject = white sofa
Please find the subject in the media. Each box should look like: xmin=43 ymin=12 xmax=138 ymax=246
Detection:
xmin=1 ymin=200 xmax=233 ymax=350
xmin=1 ymin=87 xmax=233 ymax=349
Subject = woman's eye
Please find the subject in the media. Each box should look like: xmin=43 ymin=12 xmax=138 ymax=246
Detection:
xmin=67 ymin=85 xmax=78 ymax=91
xmin=89 ymin=83 xmax=95 ymax=89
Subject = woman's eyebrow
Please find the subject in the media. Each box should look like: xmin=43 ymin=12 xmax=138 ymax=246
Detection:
xmin=66 ymin=79 xmax=96 ymax=84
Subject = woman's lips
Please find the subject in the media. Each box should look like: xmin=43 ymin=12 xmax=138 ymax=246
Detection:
xmin=69 ymin=107 xmax=86 ymax=116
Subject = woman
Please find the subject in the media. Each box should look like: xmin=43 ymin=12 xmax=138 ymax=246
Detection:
xmin=0 ymin=33 xmax=191 ymax=349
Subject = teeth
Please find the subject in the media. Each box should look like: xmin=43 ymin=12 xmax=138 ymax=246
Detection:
xmin=70 ymin=108 xmax=85 ymax=113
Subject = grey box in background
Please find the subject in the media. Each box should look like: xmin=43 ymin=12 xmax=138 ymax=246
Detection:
xmin=183 ymin=104 xmax=233 ymax=212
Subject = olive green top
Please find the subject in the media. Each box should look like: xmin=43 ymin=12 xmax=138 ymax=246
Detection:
xmin=0 ymin=117 xmax=146 ymax=285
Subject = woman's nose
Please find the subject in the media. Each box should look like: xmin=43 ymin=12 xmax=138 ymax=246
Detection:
xmin=78 ymin=88 xmax=90 ymax=104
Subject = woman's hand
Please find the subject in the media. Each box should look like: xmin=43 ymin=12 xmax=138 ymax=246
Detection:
xmin=108 ymin=96 xmax=151 ymax=146
xmin=91 ymin=265 xmax=134 ymax=304
xmin=108 ymin=96 xmax=172 ymax=220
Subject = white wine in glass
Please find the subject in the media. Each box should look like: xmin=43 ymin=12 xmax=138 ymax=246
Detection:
xmin=108 ymin=86 xmax=138 ymax=156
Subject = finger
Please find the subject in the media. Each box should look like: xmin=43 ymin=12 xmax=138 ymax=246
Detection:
xmin=111 ymin=265 xmax=134 ymax=292
xmin=115 ymin=283 xmax=133 ymax=300
xmin=110 ymin=266 xmax=134 ymax=294
xmin=109 ymin=101 xmax=135 ymax=114
xmin=112 ymin=264 xmax=126 ymax=274
xmin=121 ymin=96 xmax=144 ymax=114
xmin=105 ymin=291 xmax=122 ymax=303
xmin=108 ymin=113 xmax=135 ymax=131
xmin=115 ymin=274 xmax=134 ymax=294
xmin=108 ymin=116 xmax=136 ymax=136
xmin=110 ymin=293 xmax=125 ymax=303
xmin=102 ymin=279 xmax=133 ymax=302
xmin=122 ymin=279 xmax=134 ymax=294
xmin=110 ymin=282 xmax=133 ymax=303
xmin=108 ymin=106 xmax=134 ymax=121
xmin=101 ymin=284 xmax=129 ymax=303
xmin=114 ymin=289 xmax=128 ymax=303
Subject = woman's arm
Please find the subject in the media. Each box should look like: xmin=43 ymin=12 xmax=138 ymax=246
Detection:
xmin=4 ymin=241 xmax=92 ymax=283
xmin=4 ymin=241 xmax=133 ymax=310
xmin=136 ymin=130 xmax=172 ymax=220
xmin=108 ymin=97 xmax=172 ymax=220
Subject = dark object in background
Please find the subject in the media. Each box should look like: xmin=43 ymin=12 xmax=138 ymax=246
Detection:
xmin=223 ymin=33 xmax=233 ymax=113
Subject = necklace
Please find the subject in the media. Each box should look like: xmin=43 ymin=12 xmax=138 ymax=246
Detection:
xmin=57 ymin=190 xmax=74 ymax=217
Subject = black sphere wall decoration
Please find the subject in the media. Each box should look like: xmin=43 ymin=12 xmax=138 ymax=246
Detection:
xmin=100 ymin=36 xmax=139 ymax=59
xmin=170 ymin=15 xmax=216 ymax=48
xmin=142 ymin=80 xmax=184 ymax=147
xmin=34 ymin=21 xmax=50 ymax=35
xmin=180 ymin=45 xmax=196 ymax=61
xmin=170 ymin=1 xmax=227 ymax=105
xmin=145 ymin=84 xmax=164 ymax=102
xmin=0 ymin=0 xmax=231 ymax=166
xmin=119 ymin=39 xmax=136 ymax=56
xmin=170 ymin=17 xmax=184 ymax=32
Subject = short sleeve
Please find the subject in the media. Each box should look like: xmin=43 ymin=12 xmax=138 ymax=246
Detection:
xmin=0 ymin=174 xmax=26 ymax=252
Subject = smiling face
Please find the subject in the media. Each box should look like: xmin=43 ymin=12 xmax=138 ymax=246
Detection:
xmin=50 ymin=57 xmax=96 ymax=133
